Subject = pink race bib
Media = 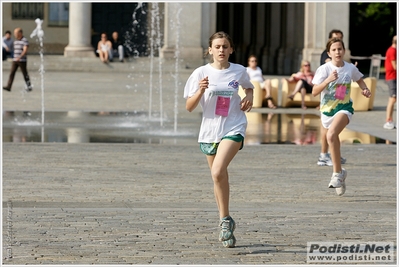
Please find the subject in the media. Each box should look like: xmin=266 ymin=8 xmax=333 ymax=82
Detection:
xmin=335 ymin=85 xmax=347 ymax=100
xmin=215 ymin=96 xmax=230 ymax=117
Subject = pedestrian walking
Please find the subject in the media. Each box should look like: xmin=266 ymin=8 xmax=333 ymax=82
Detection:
xmin=3 ymin=27 xmax=32 ymax=92
xmin=183 ymin=31 xmax=254 ymax=248
xmin=312 ymin=37 xmax=371 ymax=196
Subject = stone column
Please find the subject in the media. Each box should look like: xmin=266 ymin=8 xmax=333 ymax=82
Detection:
xmin=253 ymin=4 xmax=266 ymax=58
xmin=263 ymin=4 xmax=282 ymax=74
xmin=276 ymin=3 xmax=305 ymax=75
xmin=201 ymin=3 xmax=217 ymax=51
xmin=235 ymin=3 xmax=252 ymax=64
xmin=201 ymin=3 xmax=217 ymax=65
xmin=64 ymin=2 xmax=95 ymax=57
xmin=302 ymin=2 xmax=350 ymax=68
xmin=160 ymin=2 xmax=204 ymax=67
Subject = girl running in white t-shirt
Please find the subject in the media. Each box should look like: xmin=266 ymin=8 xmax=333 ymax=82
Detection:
xmin=312 ymin=38 xmax=371 ymax=196
xmin=184 ymin=31 xmax=254 ymax=248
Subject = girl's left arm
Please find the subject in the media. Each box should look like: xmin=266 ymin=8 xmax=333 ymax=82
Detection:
xmin=240 ymin=88 xmax=254 ymax=112
xmin=355 ymin=78 xmax=372 ymax=98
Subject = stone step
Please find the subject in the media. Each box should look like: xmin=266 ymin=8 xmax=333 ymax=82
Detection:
xmin=2 ymin=55 xmax=202 ymax=73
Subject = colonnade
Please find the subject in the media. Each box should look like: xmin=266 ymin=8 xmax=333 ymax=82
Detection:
xmin=64 ymin=2 xmax=349 ymax=74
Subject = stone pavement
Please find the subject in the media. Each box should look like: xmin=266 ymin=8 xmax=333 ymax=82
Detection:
xmin=2 ymin=144 xmax=397 ymax=265
xmin=2 ymin=56 xmax=397 ymax=265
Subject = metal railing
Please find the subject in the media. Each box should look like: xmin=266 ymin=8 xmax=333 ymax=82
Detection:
xmin=350 ymin=54 xmax=386 ymax=79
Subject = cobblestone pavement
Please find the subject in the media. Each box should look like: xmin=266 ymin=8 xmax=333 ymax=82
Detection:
xmin=2 ymin=56 xmax=397 ymax=265
xmin=2 ymin=143 xmax=396 ymax=265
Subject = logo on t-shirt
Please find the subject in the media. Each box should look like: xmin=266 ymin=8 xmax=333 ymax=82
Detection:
xmin=228 ymin=80 xmax=239 ymax=89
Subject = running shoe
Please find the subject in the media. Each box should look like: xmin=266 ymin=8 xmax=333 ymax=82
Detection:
xmin=383 ymin=121 xmax=395 ymax=130
xmin=317 ymin=153 xmax=346 ymax=166
xmin=335 ymin=179 xmax=346 ymax=196
xmin=317 ymin=155 xmax=333 ymax=166
xmin=328 ymin=168 xmax=347 ymax=189
xmin=219 ymin=216 xmax=235 ymax=242
xmin=222 ymin=234 xmax=236 ymax=248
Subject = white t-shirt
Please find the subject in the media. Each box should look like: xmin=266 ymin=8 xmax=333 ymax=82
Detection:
xmin=246 ymin=66 xmax=264 ymax=83
xmin=184 ymin=63 xmax=254 ymax=143
xmin=312 ymin=61 xmax=363 ymax=116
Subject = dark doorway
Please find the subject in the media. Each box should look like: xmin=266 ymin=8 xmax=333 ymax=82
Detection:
xmin=91 ymin=3 xmax=148 ymax=57
xmin=216 ymin=3 xmax=304 ymax=75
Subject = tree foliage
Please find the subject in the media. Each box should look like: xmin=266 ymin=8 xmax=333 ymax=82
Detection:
xmin=349 ymin=3 xmax=396 ymax=71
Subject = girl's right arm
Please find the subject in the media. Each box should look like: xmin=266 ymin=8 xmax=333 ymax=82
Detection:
xmin=312 ymin=70 xmax=337 ymax=97
xmin=186 ymin=76 xmax=208 ymax=112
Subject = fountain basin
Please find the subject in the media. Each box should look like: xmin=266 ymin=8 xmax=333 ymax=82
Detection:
xmin=2 ymin=111 xmax=390 ymax=145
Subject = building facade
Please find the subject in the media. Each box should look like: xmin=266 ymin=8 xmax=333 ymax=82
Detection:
xmin=2 ymin=2 xmax=350 ymax=75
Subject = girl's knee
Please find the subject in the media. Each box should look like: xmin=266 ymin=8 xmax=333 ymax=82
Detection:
xmin=211 ymin=167 xmax=226 ymax=183
xmin=326 ymin=130 xmax=339 ymax=144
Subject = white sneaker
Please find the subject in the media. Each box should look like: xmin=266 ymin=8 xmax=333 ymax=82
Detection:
xmin=328 ymin=169 xmax=347 ymax=190
xmin=317 ymin=154 xmax=333 ymax=166
xmin=383 ymin=121 xmax=395 ymax=130
xmin=317 ymin=153 xmax=346 ymax=166
xmin=335 ymin=169 xmax=347 ymax=196
xmin=335 ymin=181 xmax=346 ymax=196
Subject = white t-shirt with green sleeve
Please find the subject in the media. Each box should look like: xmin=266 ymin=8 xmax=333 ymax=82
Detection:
xmin=312 ymin=61 xmax=363 ymax=117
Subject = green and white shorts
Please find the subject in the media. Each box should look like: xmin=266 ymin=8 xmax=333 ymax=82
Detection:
xmin=199 ymin=134 xmax=244 ymax=155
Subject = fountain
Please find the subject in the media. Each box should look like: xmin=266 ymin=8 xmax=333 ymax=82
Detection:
xmin=173 ymin=4 xmax=182 ymax=133
xmin=129 ymin=3 xmax=164 ymax=126
xmin=124 ymin=2 xmax=146 ymax=59
xmin=148 ymin=3 xmax=156 ymax=123
xmin=30 ymin=18 xmax=45 ymax=142
xmin=3 ymin=4 xmax=191 ymax=144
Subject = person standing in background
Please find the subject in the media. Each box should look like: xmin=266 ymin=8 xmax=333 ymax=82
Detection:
xmin=320 ymin=29 xmax=344 ymax=65
xmin=383 ymin=35 xmax=397 ymax=130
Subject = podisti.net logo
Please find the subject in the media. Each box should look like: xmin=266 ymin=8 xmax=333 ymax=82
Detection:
xmin=307 ymin=242 xmax=394 ymax=263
